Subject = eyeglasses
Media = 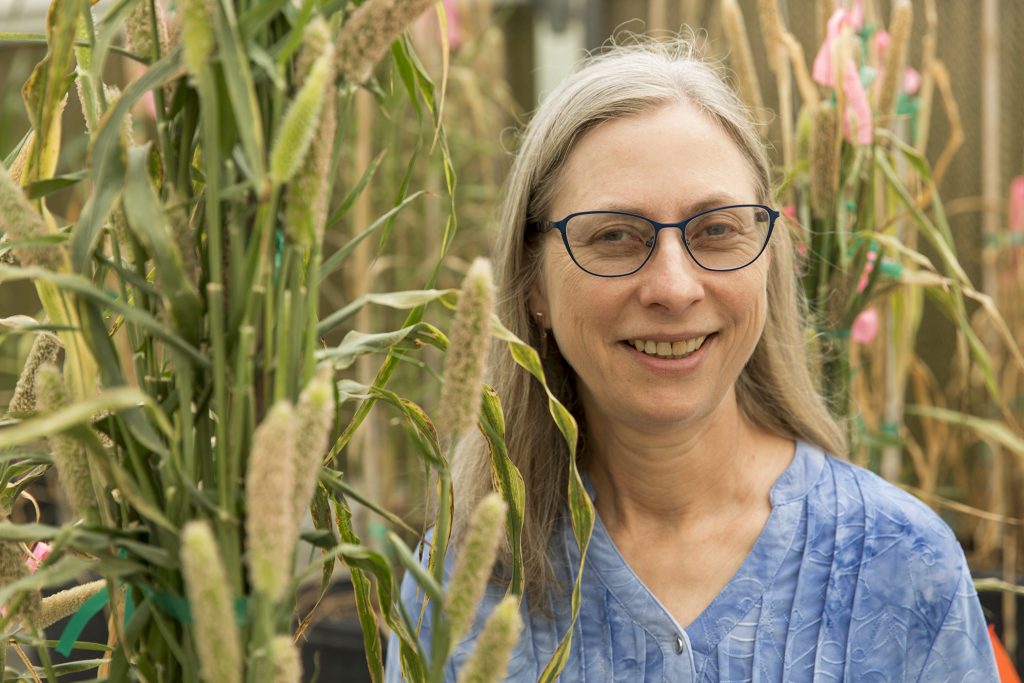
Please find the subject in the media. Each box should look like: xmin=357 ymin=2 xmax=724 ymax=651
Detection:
xmin=531 ymin=204 xmax=778 ymax=277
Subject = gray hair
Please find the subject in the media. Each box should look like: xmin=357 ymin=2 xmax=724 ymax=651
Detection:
xmin=451 ymin=36 xmax=846 ymax=609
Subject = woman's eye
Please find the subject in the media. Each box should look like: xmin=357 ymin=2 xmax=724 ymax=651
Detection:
xmin=597 ymin=227 xmax=644 ymax=242
xmin=691 ymin=222 xmax=737 ymax=241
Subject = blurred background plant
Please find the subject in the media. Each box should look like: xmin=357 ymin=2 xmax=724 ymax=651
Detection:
xmin=2 ymin=0 xmax=1024 ymax=679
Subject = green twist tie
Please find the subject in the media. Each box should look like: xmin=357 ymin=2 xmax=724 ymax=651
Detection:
xmin=56 ymin=585 xmax=249 ymax=656
xmin=56 ymin=586 xmax=110 ymax=656
xmin=879 ymin=260 xmax=903 ymax=278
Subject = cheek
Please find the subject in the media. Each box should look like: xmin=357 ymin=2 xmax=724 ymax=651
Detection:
xmin=739 ymin=269 xmax=770 ymax=334
xmin=540 ymin=251 xmax=590 ymax=318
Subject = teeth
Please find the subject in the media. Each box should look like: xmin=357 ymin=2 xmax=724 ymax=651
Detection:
xmin=629 ymin=335 xmax=708 ymax=359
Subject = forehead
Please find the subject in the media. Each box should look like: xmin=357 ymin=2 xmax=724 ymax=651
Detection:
xmin=550 ymin=101 xmax=757 ymax=219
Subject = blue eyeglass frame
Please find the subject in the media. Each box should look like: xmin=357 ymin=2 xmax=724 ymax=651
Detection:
xmin=530 ymin=203 xmax=780 ymax=277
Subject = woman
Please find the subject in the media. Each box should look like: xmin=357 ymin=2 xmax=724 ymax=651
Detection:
xmin=388 ymin=39 xmax=998 ymax=681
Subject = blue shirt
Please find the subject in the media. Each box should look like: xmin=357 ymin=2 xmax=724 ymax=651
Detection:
xmin=387 ymin=442 xmax=999 ymax=681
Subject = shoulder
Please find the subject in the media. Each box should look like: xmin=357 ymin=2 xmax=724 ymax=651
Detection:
xmin=797 ymin=450 xmax=997 ymax=679
xmin=822 ymin=453 xmax=960 ymax=558
xmin=806 ymin=450 xmax=969 ymax=631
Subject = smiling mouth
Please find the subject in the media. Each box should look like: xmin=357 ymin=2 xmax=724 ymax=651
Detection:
xmin=626 ymin=334 xmax=712 ymax=359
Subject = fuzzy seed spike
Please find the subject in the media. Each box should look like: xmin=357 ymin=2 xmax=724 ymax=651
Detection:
xmin=455 ymin=596 xmax=524 ymax=683
xmin=0 ymin=541 xmax=41 ymax=629
xmin=757 ymin=0 xmax=786 ymax=74
xmin=245 ymin=402 xmax=297 ymax=602
xmin=295 ymin=17 xmax=332 ymax=83
xmin=181 ymin=521 xmax=242 ymax=683
xmin=876 ymin=0 xmax=912 ymax=120
xmin=270 ymin=45 xmax=335 ymax=186
xmin=35 ymin=363 xmax=96 ymax=518
xmin=721 ymin=0 xmax=764 ymax=117
xmin=284 ymin=22 xmax=338 ymax=247
xmin=124 ymin=0 xmax=170 ymax=62
xmin=335 ymin=0 xmax=436 ymax=84
xmin=37 ymin=579 xmax=105 ymax=629
xmin=180 ymin=0 xmax=214 ymax=78
xmin=291 ymin=365 xmax=335 ymax=526
xmin=810 ymin=105 xmax=839 ymax=221
xmin=8 ymin=132 xmax=35 ymax=187
xmin=270 ymin=634 xmax=302 ymax=683
xmin=444 ymin=493 xmax=507 ymax=646
xmin=437 ymin=258 xmax=495 ymax=441
xmin=8 ymin=331 xmax=62 ymax=416
xmin=0 ymin=161 xmax=65 ymax=271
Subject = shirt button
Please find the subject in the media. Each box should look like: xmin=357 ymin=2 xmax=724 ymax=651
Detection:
xmin=675 ymin=635 xmax=686 ymax=655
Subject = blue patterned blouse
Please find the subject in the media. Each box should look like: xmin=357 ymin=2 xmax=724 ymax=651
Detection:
xmin=386 ymin=442 xmax=999 ymax=681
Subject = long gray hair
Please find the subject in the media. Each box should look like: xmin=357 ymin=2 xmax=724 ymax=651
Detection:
xmin=451 ymin=37 xmax=846 ymax=608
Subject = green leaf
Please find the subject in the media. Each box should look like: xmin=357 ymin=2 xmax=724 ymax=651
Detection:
xmin=212 ymin=0 xmax=267 ymax=188
xmin=238 ymin=0 xmax=290 ymax=39
xmin=325 ymin=148 xmax=387 ymax=231
xmin=19 ymin=0 xmax=82 ymax=185
xmin=354 ymin=384 xmax=445 ymax=470
xmin=906 ymin=405 xmax=1024 ymax=456
xmin=316 ymin=323 xmax=445 ymax=370
xmin=317 ymin=287 xmax=454 ymax=337
xmin=269 ymin=0 xmax=316 ymax=66
xmin=334 ymin=503 xmax=387 ymax=683
xmin=0 ymin=386 xmax=164 ymax=449
xmin=386 ymin=530 xmax=443 ymax=604
xmin=318 ymin=468 xmax=418 ymax=536
xmin=874 ymin=154 xmax=969 ymax=285
xmin=0 ymin=265 xmax=208 ymax=368
xmin=490 ymin=315 xmax=591 ymax=683
xmin=122 ymin=145 xmax=203 ymax=347
xmin=876 ymin=128 xmax=932 ymax=181
xmin=73 ymin=51 xmax=183 ymax=272
xmin=478 ymin=386 xmax=526 ymax=597
xmin=319 ymin=190 xmax=427 ymax=283
xmin=26 ymin=170 xmax=88 ymax=199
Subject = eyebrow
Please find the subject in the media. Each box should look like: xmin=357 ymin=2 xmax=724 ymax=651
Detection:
xmin=590 ymin=194 xmax=750 ymax=217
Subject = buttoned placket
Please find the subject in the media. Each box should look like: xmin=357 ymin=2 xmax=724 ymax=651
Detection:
xmin=664 ymin=630 xmax=696 ymax=681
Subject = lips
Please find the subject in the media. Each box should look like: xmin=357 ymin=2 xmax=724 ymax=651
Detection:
xmin=624 ymin=333 xmax=714 ymax=359
xmin=630 ymin=336 xmax=705 ymax=358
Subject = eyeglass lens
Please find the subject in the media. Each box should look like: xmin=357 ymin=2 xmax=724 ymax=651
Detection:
xmin=564 ymin=205 xmax=771 ymax=275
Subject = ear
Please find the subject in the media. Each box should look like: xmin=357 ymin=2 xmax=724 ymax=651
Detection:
xmin=528 ymin=276 xmax=550 ymax=326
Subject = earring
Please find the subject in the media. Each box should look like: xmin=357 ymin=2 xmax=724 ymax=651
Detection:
xmin=533 ymin=311 xmax=549 ymax=357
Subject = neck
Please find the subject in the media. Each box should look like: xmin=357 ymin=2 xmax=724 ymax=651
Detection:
xmin=582 ymin=388 xmax=791 ymax=535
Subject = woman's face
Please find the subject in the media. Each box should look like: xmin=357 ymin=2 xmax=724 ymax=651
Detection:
xmin=530 ymin=101 xmax=770 ymax=431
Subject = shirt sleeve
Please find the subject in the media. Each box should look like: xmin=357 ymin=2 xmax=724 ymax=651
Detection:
xmin=384 ymin=541 xmax=435 ymax=683
xmin=915 ymin=564 xmax=999 ymax=682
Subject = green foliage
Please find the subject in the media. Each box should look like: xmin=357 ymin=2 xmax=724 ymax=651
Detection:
xmin=0 ymin=1 xmax=582 ymax=682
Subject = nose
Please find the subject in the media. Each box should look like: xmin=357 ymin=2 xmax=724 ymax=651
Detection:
xmin=635 ymin=227 xmax=706 ymax=310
